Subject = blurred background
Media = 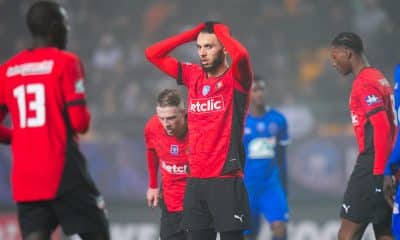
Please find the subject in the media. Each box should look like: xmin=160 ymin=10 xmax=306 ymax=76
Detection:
xmin=0 ymin=0 xmax=400 ymax=239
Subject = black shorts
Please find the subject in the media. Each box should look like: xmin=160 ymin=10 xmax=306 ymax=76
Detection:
xmin=17 ymin=185 xmax=109 ymax=237
xmin=340 ymin=154 xmax=392 ymax=225
xmin=182 ymin=177 xmax=250 ymax=232
xmin=159 ymin=199 xmax=185 ymax=240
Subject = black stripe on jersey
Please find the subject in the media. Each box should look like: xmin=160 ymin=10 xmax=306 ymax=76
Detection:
xmin=366 ymin=106 xmax=384 ymax=117
xmin=177 ymin=63 xmax=183 ymax=85
xmin=66 ymin=99 xmax=86 ymax=106
xmin=222 ymin=90 xmax=248 ymax=175
xmin=57 ymin=106 xmax=98 ymax=196
xmin=0 ymin=104 xmax=8 ymax=112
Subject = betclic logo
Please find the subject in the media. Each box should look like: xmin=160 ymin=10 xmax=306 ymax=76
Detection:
xmin=189 ymin=95 xmax=225 ymax=113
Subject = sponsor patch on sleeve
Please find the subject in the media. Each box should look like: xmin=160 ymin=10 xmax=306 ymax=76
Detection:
xmin=75 ymin=79 xmax=85 ymax=93
xmin=365 ymin=94 xmax=381 ymax=106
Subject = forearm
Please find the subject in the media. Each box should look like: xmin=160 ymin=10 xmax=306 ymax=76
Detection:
xmin=385 ymin=128 xmax=400 ymax=175
xmin=370 ymin=111 xmax=392 ymax=175
xmin=213 ymin=24 xmax=253 ymax=86
xmin=67 ymin=105 xmax=90 ymax=134
xmin=145 ymin=23 xmax=204 ymax=78
xmin=146 ymin=149 xmax=159 ymax=188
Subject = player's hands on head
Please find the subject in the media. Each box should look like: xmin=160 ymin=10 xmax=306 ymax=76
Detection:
xmin=383 ymin=175 xmax=395 ymax=208
xmin=146 ymin=188 xmax=160 ymax=208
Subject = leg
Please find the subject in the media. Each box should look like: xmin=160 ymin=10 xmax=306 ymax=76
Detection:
xmin=79 ymin=231 xmax=110 ymax=240
xmin=337 ymin=218 xmax=367 ymax=240
xmin=270 ymin=221 xmax=287 ymax=240
xmin=220 ymin=230 xmax=244 ymax=240
xmin=22 ymin=230 xmax=51 ymax=240
xmin=373 ymin=219 xmax=393 ymax=240
xmin=187 ymin=229 xmax=216 ymax=240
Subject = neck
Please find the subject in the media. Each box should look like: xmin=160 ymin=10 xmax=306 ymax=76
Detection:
xmin=31 ymin=37 xmax=57 ymax=49
xmin=207 ymin=62 xmax=229 ymax=78
xmin=352 ymin=54 xmax=369 ymax=77
xmin=174 ymin=122 xmax=188 ymax=139
xmin=250 ymin=104 xmax=266 ymax=116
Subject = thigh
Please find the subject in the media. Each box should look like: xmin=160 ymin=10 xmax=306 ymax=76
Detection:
xmin=260 ymin=183 xmax=289 ymax=223
xmin=17 ymin=201 xmax=58 ymax=238
xmin=182 ymin=178 xmax=213 ymax=231
xmin=53 ymin=186 xmax=109 ymax=236
xmin=206 ymin=177 xmax=250 ymax=232
xmin=340 ymin=169 xmax=375 ymax=223
xmin=187 ymin=229 xmax=216 ymax=240
xmin=160 ymin=210 xmax=184 ymax=239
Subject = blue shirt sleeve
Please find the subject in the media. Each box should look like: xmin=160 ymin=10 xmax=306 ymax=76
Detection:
xmin=384 ymin=64 xmax=400 ymax=175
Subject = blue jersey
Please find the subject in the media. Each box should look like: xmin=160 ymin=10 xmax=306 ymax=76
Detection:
xmin=243 ymin=108 xmax=290 ymax=191
xmin=385 ymin=64 xmax=400 ymax=176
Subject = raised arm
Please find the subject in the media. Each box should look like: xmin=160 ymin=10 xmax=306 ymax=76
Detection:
xmin=213 ymin=23 xmax=253 ymax=89
xmin=145 ymin=23 xmax=204 ymax=79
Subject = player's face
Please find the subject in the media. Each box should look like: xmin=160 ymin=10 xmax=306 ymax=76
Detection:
xmin=330 ymin=46 xmax=352 ymax=76
xmin=196 ymin=32 xmax=225 ymax=72
xmin=251 ymin=81 xmax=266 ymax=107
xmin=156 ymin=106 xmax=186 ymax=136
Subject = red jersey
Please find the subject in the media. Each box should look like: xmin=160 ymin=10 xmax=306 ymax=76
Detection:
xmin=145 ymin=23 xmax=253 ymax=178
xmin=144 ymin=115 xmax=189 ymax=212
xmin=349 ymin=67 xmax=396 ymax=174
xmin=0 ymin=47 xmax=96 ymax=202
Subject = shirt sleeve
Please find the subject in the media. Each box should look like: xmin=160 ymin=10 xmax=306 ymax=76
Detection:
xmin=359 ymin=84 xmax=385 ymax=117
xmin=278 ymin=115 xmax=290 ymax=146
xmin=144 ymin=122 xmax=159 ymax=188
xmin=178 ymin=62 xmax=202 ymax=87
xmin=62 ymin=55 xmax=90 ymax=133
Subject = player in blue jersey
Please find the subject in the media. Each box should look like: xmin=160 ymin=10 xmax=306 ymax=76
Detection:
xmin=383 ymin=64 xmax=400 ymax=240
xmin=243 ymin=76 xmax=289 ymax=240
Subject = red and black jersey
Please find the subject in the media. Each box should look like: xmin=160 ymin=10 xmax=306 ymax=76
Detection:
xmin=145 ymin=23 xmax=253 ymax=178
xmin=0 ymin=47 xmax=96 ymax=202
xmin=144 ymin=115 xmax=189 ymax=212
xmin=349 ymin=67 xmax=396 ymax=175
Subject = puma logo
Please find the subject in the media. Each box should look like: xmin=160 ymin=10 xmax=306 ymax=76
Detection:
xmin=234 ymin=214 xmax=244 ymax=223
xmin=342 ymin=204 xmax=350 ymax=214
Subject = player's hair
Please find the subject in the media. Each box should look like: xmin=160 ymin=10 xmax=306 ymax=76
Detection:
xmin=332 ymin=32 xmax=364 ymax=55
xmin=156 ymin=89 xmax=184 ymax=108
xmin=253 ymin=75 xmax=266 ymax=88
xmin=26 ymin=1 xmax=63 ymax=37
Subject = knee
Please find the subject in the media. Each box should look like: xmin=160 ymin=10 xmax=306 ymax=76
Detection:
xmin=270 ymin=222 xmax=286 ymax=238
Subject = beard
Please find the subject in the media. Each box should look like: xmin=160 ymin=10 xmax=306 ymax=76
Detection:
xmin=200 ymin=50 xmax=225 ymax=73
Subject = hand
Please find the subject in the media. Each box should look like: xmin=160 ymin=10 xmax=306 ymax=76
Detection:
xmin=203 ymin=21 xmax=221 ymax=32
xmin=383 ymin=175 xmax=395 ymax=208
xmin=146 ymin=188 xmax=159 ymax=208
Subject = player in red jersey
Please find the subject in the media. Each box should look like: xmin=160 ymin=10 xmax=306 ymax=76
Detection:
xmin=144 ymin=89 xmax=189 ymax=240
xmin=146 ymin=21 xmax=253 ymax=240
xmin=331 ymin=32 xmax=394 ymax=240
xmin=0 ymin=1 xmax=109 ymax=240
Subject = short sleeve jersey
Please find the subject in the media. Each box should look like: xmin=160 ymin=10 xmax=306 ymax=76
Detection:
xmin=0 ymin=47 xmax=95 ymax=202
xmin=243 ymin=108 xmax=289 ymax=190
xmin=144 ymin=115 xmax=189 ymax=212
xmin=178 ymin=63 xmax=250 ymax=178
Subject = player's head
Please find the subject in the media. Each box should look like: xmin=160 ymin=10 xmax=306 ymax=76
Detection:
xmin=196 ymin=23 xmax=227 ymax=73
xmin=330 ymin=32 xmax=364 ymax=76
xmin=26 ymin=1 xmax=69 ymax=49
xmin=250 ymin=75 xmax=267 ymax=108
xmin=156 ymin=89 xmax=186 ymax=136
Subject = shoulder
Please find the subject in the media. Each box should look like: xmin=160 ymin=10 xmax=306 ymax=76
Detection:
xmin=181 ymin=62 xmax=202 ymax=73
xmin=267 ymin=108 xmax=287 ymax=123
xmin=58 ymin=50 xmax=82 ymax=64
xmin=145 ymin=115 xmax=161 ymax=135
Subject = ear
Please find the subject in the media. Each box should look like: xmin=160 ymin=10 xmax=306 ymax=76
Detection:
xmin=346 ymin=48 xmax=352 ymax=60
xmin=223 ymin=47 xmax=228 ymax=55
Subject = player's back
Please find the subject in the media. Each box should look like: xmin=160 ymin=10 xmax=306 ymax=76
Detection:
xmin=243 ymin=108 xmax=288 ymax=191
xmin=0 ymin=47 xmax=87 ymax=201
